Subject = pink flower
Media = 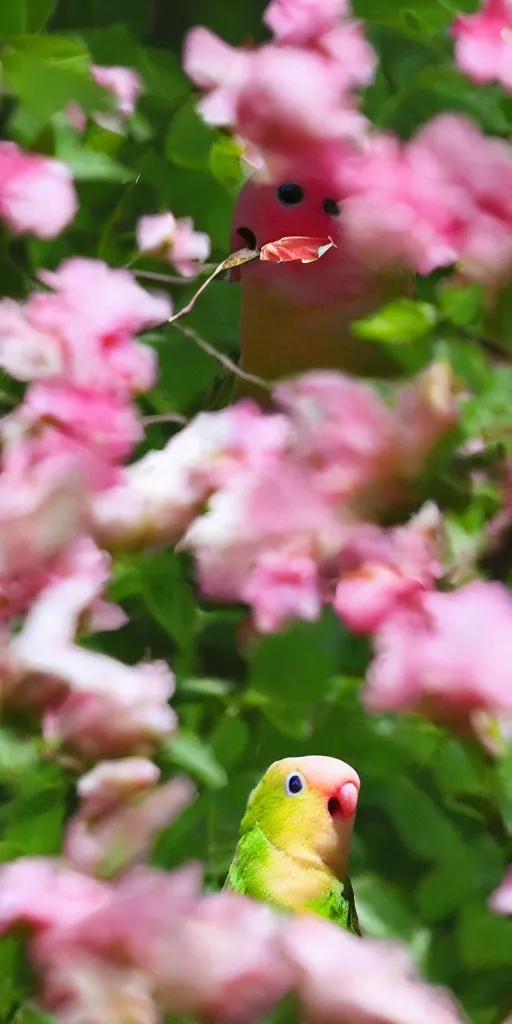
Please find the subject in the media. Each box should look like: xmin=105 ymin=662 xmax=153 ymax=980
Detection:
xmin=41 ymin=956 xmax=158 ymax=1024
xmin=0 ymin=258 xmax=168 ymax=394
xmin=342 ymin=113 xmax=512 ymax=284
xmin=5 ymin=545 xmax=176 ymax=757
xmin=489 ymin=866 xmax=512 ymax=915
xmin=0 ymin=142 xmax=77 ymax=238
xmin=263 ymin=0 xmax=349 ymax=43
xmin=452 ymin=0 xmax=512 ymax=93
xmin=182 ymin=458 xmax=342 ymax=601
xmin=282 ymin=915 xmax=464 ymax=1024
xmin=183 ymin=27 xmax=252 ymax=127
xmin=334 ymin=504 xmax=442 ymax=633
xmin=65 ymin=763 xmax=195 ymax=876
xmin=242 ymin=551 xmax=322 ymax=632
xmin=12 ymin=381 xmax=143 ymax=491
xmin=137 ymin=212 xmax=211 ymax=278
xmin=91 ymin=65 xmax=143 ymax=118
xmin=93 ymin=402 xmax=290 ymax=551
xmin=184 ymin=28 xmax=370 ymax=172
xmin=0 ymin=858 xmax=110 ymax=935
xmin=0 ymin=453 xmax=86 ymax=584
xmin=365 ymin=581 xmax=512 ymax=724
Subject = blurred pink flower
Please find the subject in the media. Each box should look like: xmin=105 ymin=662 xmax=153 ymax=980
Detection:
xmin=0 ymin=453 xmax=86 ymax=584
xmin=0 ymin=857 xmax=110 ymax=935
xmin=182 ymin=458 xmax=342 ymax=601
xmin=184 ymin=28 xmax=370 ymax=171
xmin=342 ymin=113 xmax=512 ymax=284
xmin=282 ymin=915 xmax=464 ymax=1024
xmin=276 ymin=364 xmax=458 ymax=513
xmin=41 ymin=956 xmax=158 ymax=1024
xmin=264 ymin=0 xmax=349 ymax=43
xmin=0 ymin=142 xmax=77 ymax=238
xmin=5 ymin=543 xmax=175 ymax=757
xmin=137 ymin=212 xmax=211 ymax=278
xmin=0 ymin=258 xmax=168 ymax=394
xmin=334 ymin=504 xmax=442 ymax=633
xmin=242 ymin=550 xmax=322 ymax=633
xmin=365 ymin=581 xmax=512 ymax=723
xmin=452 ymin=0 xmax=512 ymax=93
xmin=489 ymin=866 xmax=512 ymax=915
xmin=93 ymin=402 xmax=290 ymax=551
xmin=65 ymin=763 xmax=195 ymax=876
xmin=91 ymin=65 xmax=143 ymax=117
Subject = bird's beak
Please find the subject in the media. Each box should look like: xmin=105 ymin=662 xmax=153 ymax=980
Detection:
xmin=331 ymin=780 xmax=359 ymax=820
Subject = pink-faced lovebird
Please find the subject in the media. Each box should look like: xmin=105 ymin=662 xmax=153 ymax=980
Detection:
xmin=225 ymin=755 xmax=361 ymax=934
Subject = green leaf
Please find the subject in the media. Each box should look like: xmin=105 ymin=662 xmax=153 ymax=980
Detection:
xmin=0 ymin=0 xmax=55 ymax=34
xmin=248 ymin=612 xmax=344 ymax=703
xmin=458 ymin=903 xmax=512 ymax=969
xmin=141 ymin=551 xmax=197 ymax=663
xmin=383 ymin=777 xmax=467 ymax=864
xmin=354 ymin=872 xmax=430 ymax=961
xmin=439 ymin=282 xmax=484 ymax=328
xmin=163 ymin=731 xmax=227 ymax=788
xmin=210 ymin=716 xmax=248 ymax=770
xmin=166 ymin=100 xmax=216 ymax=169
xmin=3 ymin=51 xmax=112 ymax=121
xmin=354 ymin=298 xmax=438 ymax=344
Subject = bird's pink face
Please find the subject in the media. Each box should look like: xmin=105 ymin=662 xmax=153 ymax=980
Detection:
xmin=230 ymin=175 xmax=371 ymax=305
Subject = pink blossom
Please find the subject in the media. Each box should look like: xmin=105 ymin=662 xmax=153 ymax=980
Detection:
xmin=0 ymin=858 xmax=110 ymax=935
xmin=184 ymin=28 xmax=370 ymax=171
xmin=91 ymin=65 xmax=143 ymax=118
xmin=264 ymin=0 xmax=349 ymax=43
xmin=334 ymin=504 xmax=442 ymax=633
xmin=0 ymin=259 xmax=168 ymax=395
xmin=489 ymin=866 xmax=512 ymax=915
xmin=342 ymin=114 xmax=512 ymax=284
xmin=137 ymin=212 xmax=211 ymax=278
xmin=65 ymin=765 xmax=195 ymax=876
xmin=282 ymin=915 xmax=464 ymax=1024
xmin=6 ymin=547 xmax=176 ymax=756
xmin=41 ymin=956 xmax=158 ymax=1024
xmin=452 ymin=0 xmax=512 ymax=93
xmin=93 ymin=401 xmax=290 ymax=551
xmin=365 ymin=581 xmax=512 ymax=724
xmin=0 ymin=453 xmax=86 ymax=584
xmin=182 ymin=459 xmax=342 ymax=601
xmin=242 ymin=551 xmax=322 ymax=632
xmin=0 ymin=142 xmax=77 ymax=238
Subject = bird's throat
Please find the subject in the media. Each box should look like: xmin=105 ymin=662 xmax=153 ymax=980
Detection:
xmin=235 ymin=280 xmax=398 ymax=402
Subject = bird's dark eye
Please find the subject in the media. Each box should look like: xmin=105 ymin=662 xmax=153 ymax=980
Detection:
xmin=237 ymin=226 xmax=257 ymax=249
xmin=286 ymin=772 xmax=305 ymax=796
xmin=323 ymin=198 xmax=340 ymax=216
xmin=277 ymin=182 xmax=305 ymax=206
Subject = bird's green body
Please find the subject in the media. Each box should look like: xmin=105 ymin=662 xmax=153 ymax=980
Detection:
xmin=224 ymin=756 xmax=361 ymax=935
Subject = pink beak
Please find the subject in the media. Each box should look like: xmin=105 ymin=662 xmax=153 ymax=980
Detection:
xmin=331 ymin=781 xmax=359 ymax=820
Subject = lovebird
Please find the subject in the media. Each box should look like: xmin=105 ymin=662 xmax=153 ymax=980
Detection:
xmin=230 ymin=173 xmax=407 ymax=400
xmin=225 ymin=755 xmax=361 ymax=934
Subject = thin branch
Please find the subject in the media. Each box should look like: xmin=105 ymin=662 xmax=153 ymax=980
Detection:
xmin=170 ymin=319 xmax=271 ymax=391
xmin=168 ymin=247 xmax=259 ymax=324
xmin=142 ymin=412 xmax=188 ymax=426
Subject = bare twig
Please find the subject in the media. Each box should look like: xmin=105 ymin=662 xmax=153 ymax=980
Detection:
xmin=168 ymin=247 xmax=259 ymax=324
xmin=142 ymin=412 xmax=188 ymax=426
xmin=170 ymin=319 xmax=271 ymax=391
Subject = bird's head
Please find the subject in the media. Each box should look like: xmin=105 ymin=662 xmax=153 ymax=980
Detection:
xmin=241 ymin=754 xmax=360 ymax=877
xmin=230 ymin=174 xmax=371 ymax=306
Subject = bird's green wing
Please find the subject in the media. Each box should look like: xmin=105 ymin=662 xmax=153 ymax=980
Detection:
xmin=308 ymin=875 xmax=362 ymax=936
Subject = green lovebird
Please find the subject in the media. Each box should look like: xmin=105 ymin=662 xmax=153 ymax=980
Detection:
xmin=225 ymin=755 xmax=361 ymax=935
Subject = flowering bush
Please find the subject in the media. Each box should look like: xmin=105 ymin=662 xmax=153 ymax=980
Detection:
xmin=1 ymin=0 xmax=512 ymax=1023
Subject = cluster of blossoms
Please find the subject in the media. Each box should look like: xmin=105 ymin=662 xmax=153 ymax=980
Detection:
xmin=185 ymin=0 xmax=512 ymax=287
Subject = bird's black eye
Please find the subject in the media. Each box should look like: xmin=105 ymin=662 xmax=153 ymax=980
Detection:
xmin=237 ymin=226 xmax=257 ymax=249
xmin=277 ymin=182 xmax=305 ymax=206
xmin=323 ymin=197 xmax=340 ymax=216
xmin=286 ymin=772 xmax=305 ymax=796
